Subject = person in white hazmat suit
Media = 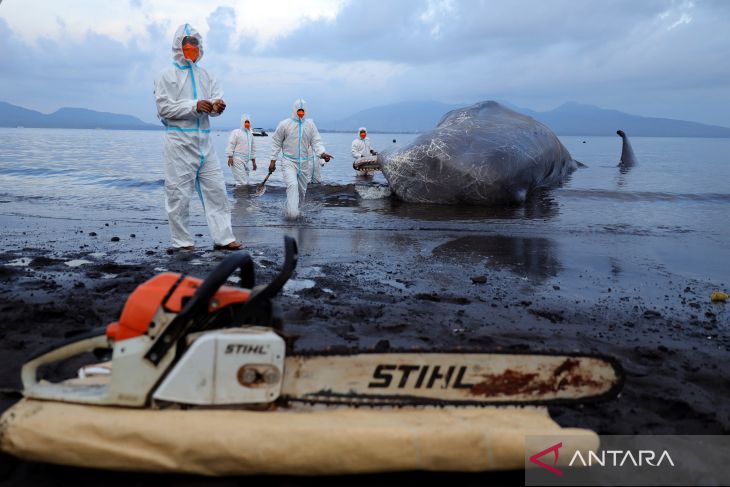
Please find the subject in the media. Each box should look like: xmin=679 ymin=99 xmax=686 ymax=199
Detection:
xmin=351 ymin=127 xmax=378 ymax=176
xmin=269 ymin=99 xmax=333 ymax=219
xmin=226 ymin=114 xmax=257 ymax=186
xmin=154 ymin=24 xmax=242 ymax=251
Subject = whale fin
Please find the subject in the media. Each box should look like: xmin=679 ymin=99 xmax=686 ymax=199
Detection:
xmin=616 ymin=130 xmax=637 ymax=167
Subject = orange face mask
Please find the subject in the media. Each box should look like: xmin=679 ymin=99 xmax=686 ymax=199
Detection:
xmin=297 ymin=109 xmax=305 ymax=119
xmin=359 ymin=132 xmax=367 ymax=139
xmin=182 ymin=44 xmax=199 ymax=62
xmin=244 ymin=121 xmax=251 ymax=129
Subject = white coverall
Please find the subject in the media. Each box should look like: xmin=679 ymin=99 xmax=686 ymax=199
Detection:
xmin=270 ymin=99 xmax=327 ymax=219
xmin=352 ymin=126 xmax=376 ymax=175
xmin=226 ymin=114 xmax=256 ymax=186
xmin=309 ymin=152 xmax=322 ymax=184
xmin=154 ymin=24 xmax=235 ymax=248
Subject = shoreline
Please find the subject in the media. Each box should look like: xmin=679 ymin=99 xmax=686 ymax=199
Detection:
xmin=1 ymin=211 xmax=728 ymax=479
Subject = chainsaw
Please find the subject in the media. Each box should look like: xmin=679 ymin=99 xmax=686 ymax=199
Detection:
xmin=21 ymin=237 xmax=623 ymax=408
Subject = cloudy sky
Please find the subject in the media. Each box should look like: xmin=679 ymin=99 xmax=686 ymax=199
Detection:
xmin=1 ymin=0 xmax=729 ymax=128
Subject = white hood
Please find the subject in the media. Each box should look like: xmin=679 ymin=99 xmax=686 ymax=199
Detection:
xmin=241 ymin=114 xmax=252 ymax=130
xmin=291 ymin=98 xmax=308 ymax=121
xmin=172 ymin=23 xmax=204 ymax=65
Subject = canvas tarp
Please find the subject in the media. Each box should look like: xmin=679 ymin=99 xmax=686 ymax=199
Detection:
xmin=0 ymin=399 xmax=597 ymax=476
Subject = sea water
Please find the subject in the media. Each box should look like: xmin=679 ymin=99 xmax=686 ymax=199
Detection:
xmin=1 ymin=127 xmax=729 ymax=282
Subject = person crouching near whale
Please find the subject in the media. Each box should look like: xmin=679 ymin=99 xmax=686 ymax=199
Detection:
xmin=269 ymin=98 xmax=333 ymax=219
xmin=352 ymin=127 xmax=377 ymax=176
xmin=226 ymin=114 xmax=257 ymax=187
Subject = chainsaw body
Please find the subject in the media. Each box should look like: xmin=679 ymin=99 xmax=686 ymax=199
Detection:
xmin=22 ymin=238 xmax=296 ymax=408
xmin=22 ymin=237 xmax=623 ymax=409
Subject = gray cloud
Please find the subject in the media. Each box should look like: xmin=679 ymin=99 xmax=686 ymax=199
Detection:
xmin=252 ymin=0 xmax=669 ymax=64
xmin=244 ymin=0 xmax=730 ymax=125
xmin=206 ymin=6 xmax=236 ymax=52
xmin=0 ymin=17 xmax=168 ymax=122
xmin=2 ymin=1 xmax=730 ymax=127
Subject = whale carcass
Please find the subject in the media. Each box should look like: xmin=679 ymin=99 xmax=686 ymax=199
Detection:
xmin=378 ymin=101 xmax=580 ymax=205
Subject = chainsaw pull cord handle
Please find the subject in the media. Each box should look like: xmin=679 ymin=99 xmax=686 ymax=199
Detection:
xmin=144 ymin=251 xmax=255 ymax=366
xmin=232 ymin=236 xmax=298 ymax=326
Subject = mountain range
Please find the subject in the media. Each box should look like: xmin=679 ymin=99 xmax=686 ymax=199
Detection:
xmin=2 ymin=100 xmax=730 ymax=137
xmin=321 ymin=100 xmax=730 ymax=137
xmin=0 ymin=101 xmax=158 ymax=130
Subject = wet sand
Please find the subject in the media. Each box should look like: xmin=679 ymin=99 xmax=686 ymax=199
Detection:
xmin=0 ymin=211 xmax=728 ymax=483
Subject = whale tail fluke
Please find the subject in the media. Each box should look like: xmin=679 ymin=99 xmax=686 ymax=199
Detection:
xmin=616 ymin=129 xmax=637 ymax=168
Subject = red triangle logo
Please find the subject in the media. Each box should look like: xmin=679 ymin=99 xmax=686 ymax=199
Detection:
xmin=529 ymin=442 xmax=564 ymax=476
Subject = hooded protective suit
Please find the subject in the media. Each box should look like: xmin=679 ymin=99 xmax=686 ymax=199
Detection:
xmin=352 ymin=126 xmax=376 ymax=175
xmin=351 ymin=127 xmax=375 ymax=160
xmin=270 ymin=99 xmax=327 ymax=218
xmin=226 ymin=114 xmax=256 ymax=186
xmin=154 ymin=24 xmax=235 ymax=248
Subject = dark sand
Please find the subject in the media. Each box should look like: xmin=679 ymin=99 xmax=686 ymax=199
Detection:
xmin=0 ymin=213 xmax=728 ymax=484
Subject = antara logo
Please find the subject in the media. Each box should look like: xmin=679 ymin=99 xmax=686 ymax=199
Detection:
xmin=569 ymin=449 xmax=675 ymax=467
xmin=529 ymin=442 xmax=676 ymax=476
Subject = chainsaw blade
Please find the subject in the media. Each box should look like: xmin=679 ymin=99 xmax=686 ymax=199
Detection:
xmin=281 ymin=351 xmax=622 ymax=406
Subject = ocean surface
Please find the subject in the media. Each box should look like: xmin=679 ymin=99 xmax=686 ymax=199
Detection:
xmin=1 ymin=127 xmax=729 ymax=283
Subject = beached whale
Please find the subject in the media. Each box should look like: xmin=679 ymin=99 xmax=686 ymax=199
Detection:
xmin=377 ymin=101 xmax=580 ymax=205
xmin=616 ymin=130 xmax=637 ymax=168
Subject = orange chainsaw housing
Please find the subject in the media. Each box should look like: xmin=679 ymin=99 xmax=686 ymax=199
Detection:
xmin=106 ymin=273 xmax=251 ymax=341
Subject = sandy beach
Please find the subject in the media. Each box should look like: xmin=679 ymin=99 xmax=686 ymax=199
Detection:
xmin=1 ymin=131 xmax=729 ymax=481
xmin=1 ymin=204 xmax=727 ymax=483
xmin=2 ymin=212 xmax=727 ymax=431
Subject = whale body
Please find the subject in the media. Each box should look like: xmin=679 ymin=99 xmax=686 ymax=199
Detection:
xmin=378 ymin=101 xmax=579 ymax=205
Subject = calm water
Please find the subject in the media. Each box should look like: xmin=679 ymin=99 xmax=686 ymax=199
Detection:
xmin=0 ymin=128 xmax=406 ymax=218
xmin=1 ymin=128 xmax=729 ymax=264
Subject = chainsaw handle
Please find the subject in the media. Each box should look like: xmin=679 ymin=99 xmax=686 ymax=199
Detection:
xmin=173 ymin=251 xmax=256 ymax=318
xmin=207 ymin=250 xmax=255 ymax=290
xmin=231 ymin=236 xmax=297 ymax=328
xmin=24 ymin=326 xmax=108 ymax=362
xmin=21 ymin=333 xmax=110 ymax=400
xmin=183 ymin=251 xmax=255 ymax=311
xmin=145 ymin=251 xmax=255 ymax=365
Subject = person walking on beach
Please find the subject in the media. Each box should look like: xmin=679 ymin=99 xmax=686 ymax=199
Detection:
xmin=227 ymin=114 xmax=257 ymax=187
xmin=351 ymin=126 xmax=377 ymax=176
xmin=269 ymin=98 xmax=333 ymax=219
xmin=154 ymin=24 xmax=242 ymax=250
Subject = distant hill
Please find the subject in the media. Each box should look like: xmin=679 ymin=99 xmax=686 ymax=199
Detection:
xmin=323 ymin=100 xmax=730 ymax=137
xmin=4 ymin=99 xmax=729 ymax=137
xmin=532 ymin=102 xmax=730 ymax=137
xmin=322 ymin=101 xmax=460 ymax=133
xmin=0 ymin=101 xmax=159 ymax=130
